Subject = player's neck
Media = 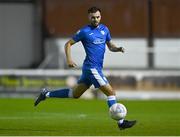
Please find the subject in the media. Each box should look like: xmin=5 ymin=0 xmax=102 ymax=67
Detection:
xmin=89 ymin=24 xmax=100 ymax=28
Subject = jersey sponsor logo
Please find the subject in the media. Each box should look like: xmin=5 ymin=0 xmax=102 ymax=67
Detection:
xmin=93 ymin=38 xmax=105 ymax=44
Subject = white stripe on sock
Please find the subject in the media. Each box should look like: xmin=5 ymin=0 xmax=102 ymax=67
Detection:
xmin=107 ymin=95 xmax=116 ymax=101
xmin=68 ymin=89 xmax=73 ymax=98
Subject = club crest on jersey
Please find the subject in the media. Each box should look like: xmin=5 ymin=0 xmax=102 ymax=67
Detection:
xmin=100 ymin=30 xmax=105 ymax=35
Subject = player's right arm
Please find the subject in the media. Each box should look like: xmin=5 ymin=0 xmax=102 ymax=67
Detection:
xmin=64 ymin=39 xmax=77 ymax=68
xmin=65 ymin=28 xmax=84 ymax=68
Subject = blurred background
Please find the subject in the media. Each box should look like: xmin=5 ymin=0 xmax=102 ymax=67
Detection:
xmin=0 ymin=0 xmax=180 ymax=99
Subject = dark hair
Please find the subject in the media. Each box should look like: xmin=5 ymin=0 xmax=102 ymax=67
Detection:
xmin=88 ymin=6 xmax=101 ymax=14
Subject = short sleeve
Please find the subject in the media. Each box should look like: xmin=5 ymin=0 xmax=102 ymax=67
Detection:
xmin=106 ymin=28 xmax=111 ymax=42
xmin=72 ymin=29 xmax=84 ymax=42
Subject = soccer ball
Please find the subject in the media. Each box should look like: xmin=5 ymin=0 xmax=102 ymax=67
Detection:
xmin=109 ymin=103 xmax=127 ymax=121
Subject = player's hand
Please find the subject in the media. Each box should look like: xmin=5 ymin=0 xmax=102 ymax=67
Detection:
xmin=119 ymin=47 xmax=125 ymax=53
xmin=67 ymin=60 xmax=77 ymax=68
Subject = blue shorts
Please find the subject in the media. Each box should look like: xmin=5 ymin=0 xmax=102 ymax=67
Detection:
xmin=77 ymin=68 xmax=109 ymax=88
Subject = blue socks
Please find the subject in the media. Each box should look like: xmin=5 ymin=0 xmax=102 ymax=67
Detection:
xmin=46 ymin=90 xmax=116 ymax=107
xmin=107 ymin=95 xmax=117 ymax=108
xmin=46 ymin=88 xmax=73 ymax=98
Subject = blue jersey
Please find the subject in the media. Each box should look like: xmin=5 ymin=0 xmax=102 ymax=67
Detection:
xmin=72 ymin=24 xmax=111 ymax=70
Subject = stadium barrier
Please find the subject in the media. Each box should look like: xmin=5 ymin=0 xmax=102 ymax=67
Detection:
xmin=43 ymin=38 xmax=180 ymax=69
xmin=0 ymin=69 xmax=180 ymax=99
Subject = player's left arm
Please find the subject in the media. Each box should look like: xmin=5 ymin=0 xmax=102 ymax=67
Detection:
xmin=106 ymin=40 xmax=125 ymax=53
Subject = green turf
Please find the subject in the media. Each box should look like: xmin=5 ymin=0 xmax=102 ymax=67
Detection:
xmin=0 ymin=98 xmax=180 ymax=136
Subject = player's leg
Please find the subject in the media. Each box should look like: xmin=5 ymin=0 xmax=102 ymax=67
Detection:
xmin=72 ymin=70 xmax=92 ymax=98
xmin=34 ymin=69 xmax=91 ymax=107
xmin=46 ymin=83 xmax=89 ymax=98
xmin=34 ymin=83 xmax=89 ymax=106
xmin=99 ymin=84 xmax=117 ymax=107
xmin=34 ymin=87 xmax=72 ymax=107
xmin=89 ymin=68 xmax=136 ymax=129
xmin=72 ymin=83 xmax=90 ymax=98
xmin=99 ymin=84 xmax=136 ymax=129
xmin=89 ymin=68 xmax=117 ymax=108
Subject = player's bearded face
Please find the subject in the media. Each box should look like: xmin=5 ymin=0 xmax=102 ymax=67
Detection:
xmin=88 ymin=11 xmax=101 ymax=27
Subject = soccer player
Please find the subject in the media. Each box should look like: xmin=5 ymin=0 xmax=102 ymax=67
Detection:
xmin=34 ymin=6 xmax=136 ymax=129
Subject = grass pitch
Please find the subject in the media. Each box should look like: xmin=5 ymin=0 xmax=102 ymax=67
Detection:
xmin=0 ymin=98 xmax=180 ymax=136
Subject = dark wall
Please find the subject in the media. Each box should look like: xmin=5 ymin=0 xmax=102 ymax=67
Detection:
xmin=44 ymin=0 xmax=180 ymax=38
xmin=153 ymin=0 xmax=180 ymax=37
